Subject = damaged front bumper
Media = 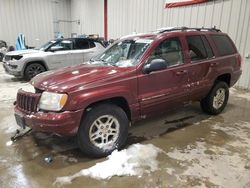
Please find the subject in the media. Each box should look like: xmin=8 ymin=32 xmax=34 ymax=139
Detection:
xmin=14 ymin=106 xmax=83 ymax=136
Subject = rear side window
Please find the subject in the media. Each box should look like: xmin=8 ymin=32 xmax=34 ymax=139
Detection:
xmin=187 ymin=35 xmax=208 ymax=61
xmin=211 ymin=35 xmax=236 ymax=56
xmin=201 ymin=36 xmax=214 ymax=58
xmin=89 ymin=41 xmax=96 ymax=48
xmin=75 ymin=39 xmax=90 ymax=49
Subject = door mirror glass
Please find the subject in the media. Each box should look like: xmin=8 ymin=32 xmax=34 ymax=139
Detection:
xmin=143 ymin=59 xmax=167 ymax=74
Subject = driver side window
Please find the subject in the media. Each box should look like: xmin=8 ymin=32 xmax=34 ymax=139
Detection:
xmin=149 ymin=37 xmax=183 ymax=67
xmin=50 ymin=40 xmax=73 ymax=51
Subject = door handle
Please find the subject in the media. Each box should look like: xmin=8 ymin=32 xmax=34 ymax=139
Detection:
xmin=210 ymin=62 xmax=218 ymax=67
xmin=175 ymin=70 xmax=188 ymax=75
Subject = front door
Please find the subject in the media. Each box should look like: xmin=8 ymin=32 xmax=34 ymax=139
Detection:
xmin=46 ymin=39 xmax=74 ymax=69
xmin=138 ymin=37 xmax=189 ymax=117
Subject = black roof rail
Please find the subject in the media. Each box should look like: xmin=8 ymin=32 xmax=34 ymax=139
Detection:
xmin=157 ymin=26 xmax=221 ymax=33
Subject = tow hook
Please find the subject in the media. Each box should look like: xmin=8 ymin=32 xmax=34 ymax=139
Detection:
xmin=10 ymin=128 xmax=32 ymax=141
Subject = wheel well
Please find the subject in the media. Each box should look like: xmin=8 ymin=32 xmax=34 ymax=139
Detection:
xmin=216 ymin=74 xmax=231 ymax=86
xmin=24 ymin=61 xmax=48 ymax=73
xmin=85 ymin=97 xmax=131 ymax=121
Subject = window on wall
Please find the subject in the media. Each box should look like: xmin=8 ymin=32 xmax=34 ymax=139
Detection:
xmin=211 ymin=35 xmax=236 ymax=56
xmin=149 ymin=37 xmax=183 ymax=67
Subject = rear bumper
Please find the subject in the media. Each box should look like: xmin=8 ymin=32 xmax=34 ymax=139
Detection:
xmin=230 ymin=69 xmax=242 ymax=87
xmin=14 ymin=106 xmax=83 ymax=136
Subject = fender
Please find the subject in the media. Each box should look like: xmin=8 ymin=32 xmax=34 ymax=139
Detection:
xmin=65 ymin=85 xmax=137 ymax=111
xmin=22 ymin=58 xmax=48 ymax=75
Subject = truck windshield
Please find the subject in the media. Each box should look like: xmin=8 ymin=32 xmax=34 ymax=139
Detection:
xmin=90 ymin=39 xmax=153 ymax=67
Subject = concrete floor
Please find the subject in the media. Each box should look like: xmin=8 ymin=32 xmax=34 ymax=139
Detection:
xmin=0 ymin=65 xmax=250 ymax=188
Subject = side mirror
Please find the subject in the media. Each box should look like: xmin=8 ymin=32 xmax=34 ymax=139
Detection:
xmin=143 ymin=59 xmax=167 ymax=74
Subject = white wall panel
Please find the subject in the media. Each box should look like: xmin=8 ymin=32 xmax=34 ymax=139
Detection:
xmin=52 ymin=0 xmax=72 ymax=38
xmin=0 ymin=0 xmax=71 ymax=48
xmin=71 ymin=0 xmax=103 ymax=37
xmin=107 ymin=0 xmax=250 ymax=89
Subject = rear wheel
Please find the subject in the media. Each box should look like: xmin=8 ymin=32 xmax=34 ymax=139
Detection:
xmin=24 ymin=63 xmax=46 ymax=80
xmin=200 ymin=81 xmax=229 ymax=115
xmin=77 ymin=104 xmax=129 ymax=157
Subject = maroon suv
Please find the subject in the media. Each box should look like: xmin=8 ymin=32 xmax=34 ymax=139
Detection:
xmin=14 ymin=27 xmax=242 ymax=157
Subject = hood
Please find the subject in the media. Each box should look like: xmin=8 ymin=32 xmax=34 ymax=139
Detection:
xmin=6 ymin=49 xmax=39 ymax=56
xmin=31 ymin=64 xmax=134 ymax=93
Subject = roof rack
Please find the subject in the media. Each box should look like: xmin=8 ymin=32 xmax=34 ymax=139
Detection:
xmin=157 ymin=26 xmax=221 ymax=33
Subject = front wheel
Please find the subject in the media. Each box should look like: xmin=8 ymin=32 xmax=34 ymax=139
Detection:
xmin=77 ymin=104 xmax=129 ymax=157
xmin=0 ymin=53 xmax=4 ymax=62
xmin=200 ymin=81 xmax=229 ymax=115
xmin=24 ymin=63 xmax=46 ymax=80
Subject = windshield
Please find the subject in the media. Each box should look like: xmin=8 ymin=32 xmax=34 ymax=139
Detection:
xmin=35 ymin=40 xmax=58 ymax=51
xmin=90 ymin=38 xmax=153 ymax=67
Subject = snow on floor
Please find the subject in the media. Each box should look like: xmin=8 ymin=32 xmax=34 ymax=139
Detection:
xmin=0 ymin=115 xmax=19 ymax=134
xmin=166 ymin=121 xmax=250 ymax=188
xmin=0 ymin=66 xmax=33 ymax=103
xmin=230 ymin=87 xmax=250 ymax=101
xmin=53 ymin=144 xmax=163 ymax=187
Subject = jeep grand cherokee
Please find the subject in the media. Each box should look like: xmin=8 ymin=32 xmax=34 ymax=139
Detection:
xmin=14 ymin=27 xmax=242 ymax=157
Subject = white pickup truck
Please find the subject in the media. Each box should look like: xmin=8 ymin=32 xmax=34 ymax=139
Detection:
xmin=3 ymin=38 xmax=105 ymax=80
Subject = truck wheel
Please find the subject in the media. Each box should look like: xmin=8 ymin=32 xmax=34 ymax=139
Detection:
xmin=200 ymin=81 xmax=229 ymax=115
xmin=24 ymin=63 xmax=46 ymax=80
xmin=0 ymin=53 xmax=4 ymax=62
xmin=77 ymin=104 xmax=129 ymax=157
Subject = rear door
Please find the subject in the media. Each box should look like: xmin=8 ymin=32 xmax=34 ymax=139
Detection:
xmin=137 ymin=36 xmax=189 ymax=117
xmin=71 ymin=39 xmax=101 ymax=65
xmin=184 ymin=35 xmax=215 ymax=101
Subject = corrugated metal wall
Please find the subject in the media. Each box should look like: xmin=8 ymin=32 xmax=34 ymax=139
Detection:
xmin=0 ymin=0 xmax=71 ymax=47
xmin=71 ymin=0 xmax=104 ymax=37
xmin=107 ymin=0 xmax=250 ymax=89
xmin=52 ymin=0 xmax=72 ymax=39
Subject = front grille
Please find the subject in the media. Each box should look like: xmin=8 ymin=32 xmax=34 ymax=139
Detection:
xmin=16 ymin=89 xmax=41 ymax=113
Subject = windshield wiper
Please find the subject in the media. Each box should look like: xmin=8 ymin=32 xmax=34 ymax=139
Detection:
xmin=102 ymin=61 xmax=117 ymax=67
xmin=90 ymin=58 xmax=116 ymax=67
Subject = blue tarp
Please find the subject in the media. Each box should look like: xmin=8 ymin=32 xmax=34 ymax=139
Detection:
xmin=15 ymin=33 xmax=26 ymax=50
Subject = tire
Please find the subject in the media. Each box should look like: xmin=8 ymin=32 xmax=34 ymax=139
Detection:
xmin=77 ymin=103 xmax=129 ymax=157
xmin=0 ymin=53 xmax=4 ymax=62
xmin=24 ymin=63 xmax=46 ymax=80
xmin=200 ymin=81 xmax=229 ymax=115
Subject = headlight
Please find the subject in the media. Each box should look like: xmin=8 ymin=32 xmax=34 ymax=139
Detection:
xmin=12 ymin=55 xmax=23 ymax=60
xmin=38 ymin=92 xmax=68 ymax=111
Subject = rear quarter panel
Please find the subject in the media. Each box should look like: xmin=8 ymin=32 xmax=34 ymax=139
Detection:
xmin=207 ymin=33 xmax=241 ymax=87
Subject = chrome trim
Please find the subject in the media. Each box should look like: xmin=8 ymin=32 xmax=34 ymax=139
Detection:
xmin=141 ymin=94 xmax=166 ymax=101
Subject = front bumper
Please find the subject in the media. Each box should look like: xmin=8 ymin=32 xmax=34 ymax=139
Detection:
xmin=14 ymin=106 xmax=83 ymax=136
xmin=3 ymin=62 xmax=22 ymax=77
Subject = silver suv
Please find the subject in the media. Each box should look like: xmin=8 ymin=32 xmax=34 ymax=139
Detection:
xmin=3 ymin=38 xmax=105 ymax=80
